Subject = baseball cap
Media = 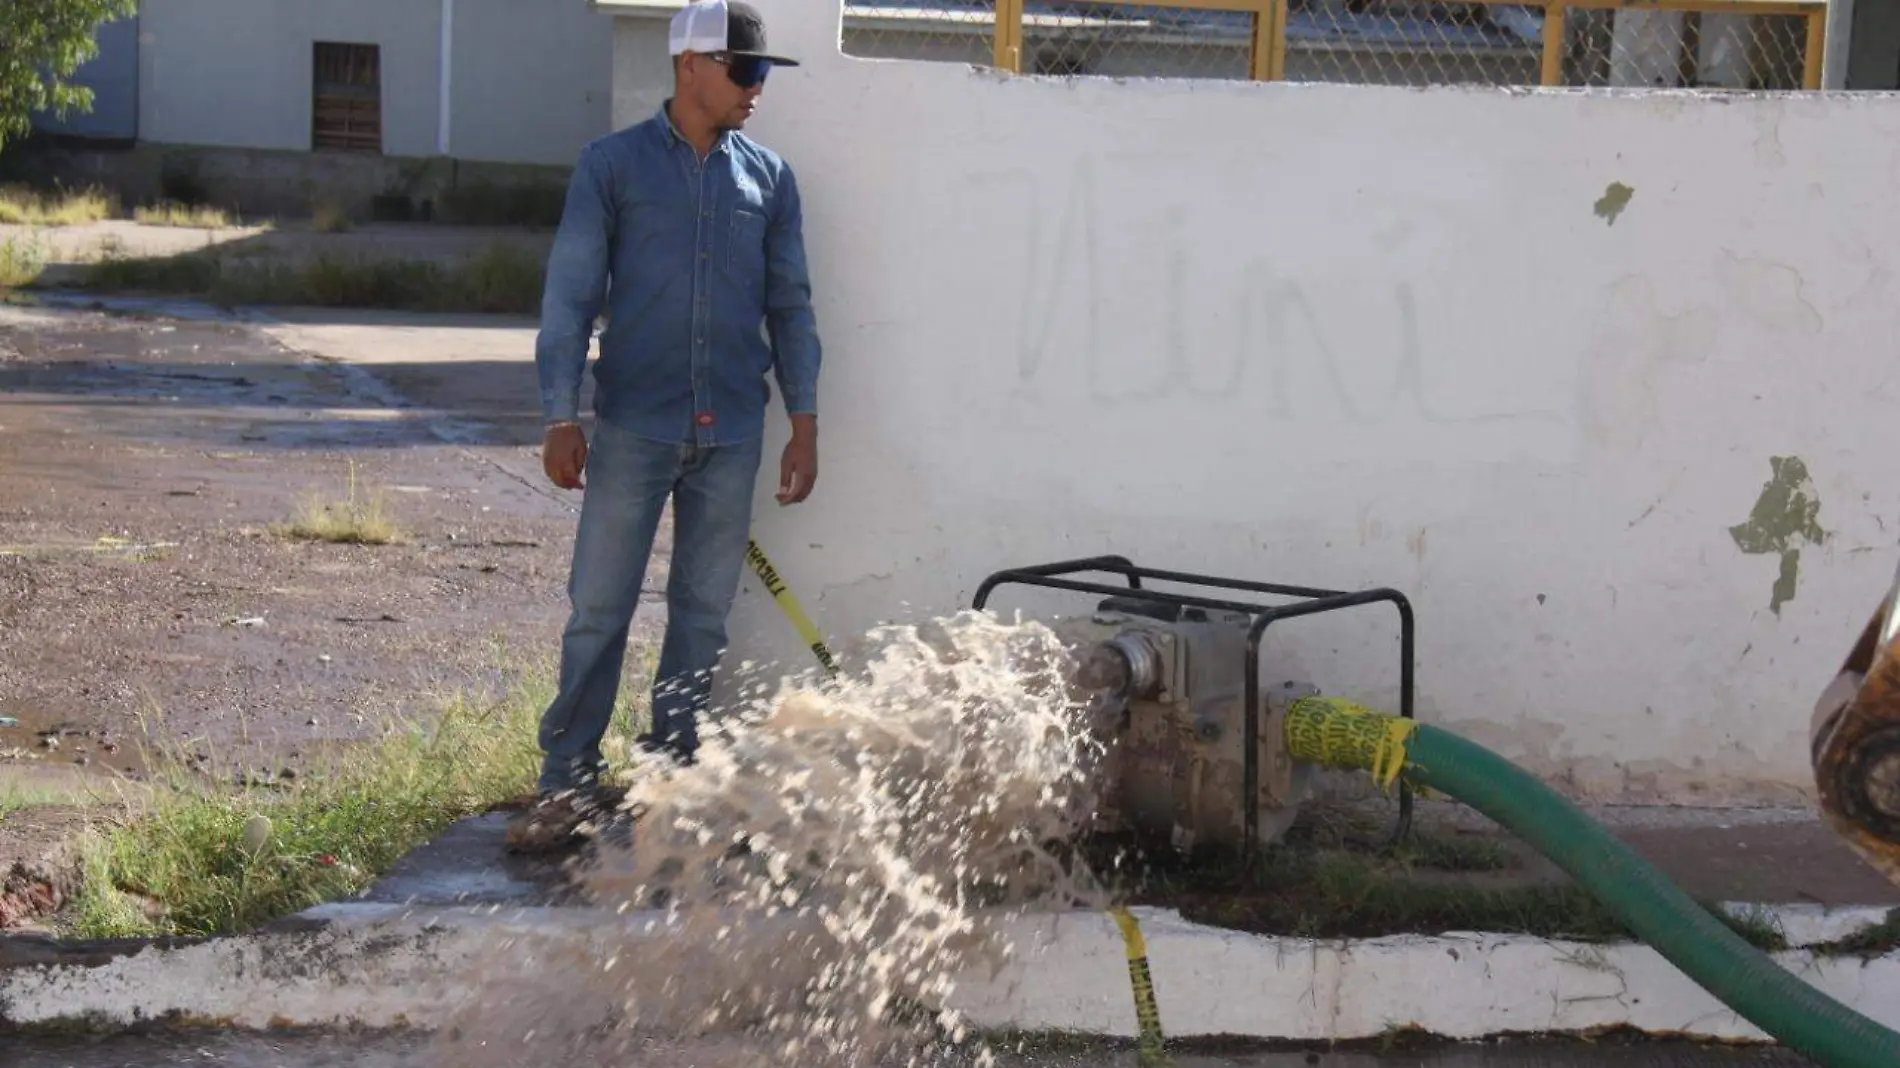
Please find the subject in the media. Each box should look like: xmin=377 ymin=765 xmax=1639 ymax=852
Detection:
xmin=669 ymin=0 xmax=801 ymax=67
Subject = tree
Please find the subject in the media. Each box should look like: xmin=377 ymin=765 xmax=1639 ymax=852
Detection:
xmin=0 ymin=0 xmax=139 ymax=154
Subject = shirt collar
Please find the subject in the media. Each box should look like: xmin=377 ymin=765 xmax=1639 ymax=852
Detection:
xmin=657 ymin=99 xmax=732 ymax=153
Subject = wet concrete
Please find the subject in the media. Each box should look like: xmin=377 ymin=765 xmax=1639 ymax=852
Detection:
xmin=0 ymin=1031 xmax=1815 ymax=1067
xmin=1404 ymin=799 xmax=1900 ymax=908
xmin=355 ymin=813 xmax=574 ymax=907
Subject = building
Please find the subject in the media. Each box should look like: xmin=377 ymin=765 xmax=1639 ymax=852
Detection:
xmin=35 ymin=0 xmax=628 ymax=166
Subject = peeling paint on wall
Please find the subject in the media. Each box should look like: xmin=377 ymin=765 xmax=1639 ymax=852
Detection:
xmin=1594 ymin=182 xmax=1635 ymax=226
xmin=1728 ymin=456 xmax=1829 ymax=615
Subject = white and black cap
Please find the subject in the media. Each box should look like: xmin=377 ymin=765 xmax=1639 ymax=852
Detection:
xmin=669 ymin=0 xmax=801 ymax=66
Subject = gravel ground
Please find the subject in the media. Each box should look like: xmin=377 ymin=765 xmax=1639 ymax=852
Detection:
xmin=0 ymin=300 xmax=665 ymax=923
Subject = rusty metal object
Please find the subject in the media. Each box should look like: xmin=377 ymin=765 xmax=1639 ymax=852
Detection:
xmin=1812 ymin=566 xmax=1900 ymax=888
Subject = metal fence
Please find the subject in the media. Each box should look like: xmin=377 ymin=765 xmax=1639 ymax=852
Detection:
xmin=838 ymin=0 xmax=1827 ymax=90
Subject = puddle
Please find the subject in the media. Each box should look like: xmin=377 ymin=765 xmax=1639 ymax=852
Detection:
xmin=0 ymin=698 xmax=149 ymax=781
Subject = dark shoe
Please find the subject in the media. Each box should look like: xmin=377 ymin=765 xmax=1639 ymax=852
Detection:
xmin=504 ymin=786 xmax=627 ymax=855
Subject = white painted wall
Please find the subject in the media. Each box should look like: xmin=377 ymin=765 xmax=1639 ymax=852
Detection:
xmin=138 ymin=0 xmax=612 ymax=164
xmin=139 ymin=0 xmax=441 ymax=155
xmin=607 ymin=5 xmax=1900 ymax=806
xmin=608 ymin=12 xmax=678 ymax=131
xmin=449 ymin=0 xmax=615 ymax=165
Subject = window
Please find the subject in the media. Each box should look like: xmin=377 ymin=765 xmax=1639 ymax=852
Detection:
xmin=312 ymin=42 xmax=382 ymax=153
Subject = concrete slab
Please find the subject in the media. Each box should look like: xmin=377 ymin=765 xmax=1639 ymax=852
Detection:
xmin=4 ymin=900 xmax=1896 ymax=1047
xmin=1404 ymin=800 xmax=1900 ymax=908
xmin=354 ymin=813 xmax=577 ymax=908
xmin=0 ymin=1029 xmax=1819 ymax=1067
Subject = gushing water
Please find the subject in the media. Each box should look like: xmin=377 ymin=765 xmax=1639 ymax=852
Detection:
xmin=431 ymin=611 xmax=1115 ymax=1068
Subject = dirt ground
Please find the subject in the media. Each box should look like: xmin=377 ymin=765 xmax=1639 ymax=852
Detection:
xmin=0 ymin=295 xmax=665 ymax=927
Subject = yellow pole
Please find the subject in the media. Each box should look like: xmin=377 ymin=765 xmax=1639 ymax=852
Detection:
xmin=1802 ymin=9 xmax=1825 ymax=90
xmin=1266 ymin=0 xmax=1289 ymax=81
xmin=1540 ymin=0 xmax=1567 ymax=86
xmin=994 ymin=0 xmax=1025 ymax=73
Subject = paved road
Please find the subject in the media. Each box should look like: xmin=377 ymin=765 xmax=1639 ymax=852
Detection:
xmin=5 ymin=1031 xmax=1812 ymax=1067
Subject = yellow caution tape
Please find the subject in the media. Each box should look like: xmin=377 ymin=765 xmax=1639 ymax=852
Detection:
xmin=1283 ymin=696 xmax=1419 ymax=791
xmin=745 ymin=538 xmax=839 ymax=677
xmin=1108 ymin=906 xmax=1171 ymax=1066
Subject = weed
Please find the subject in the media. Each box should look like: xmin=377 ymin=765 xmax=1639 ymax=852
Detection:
xmin=85 ymin=250 xmax=222 ymax=295
xmin=0 ymin=780 xmax=118 ymax=818
xmin=275 ymin=463 xmax=405 ymax=546
xmin=0 ymin=235 xmax=47 ymax=289
xmin=437 ymin=181 xmax=566 ymax=228
xmin=74 ymin=243 xmax=546 ymax=315
xmin=0 ymin=185 xmax=113 ymax=226
xmin=310 ymin=198 xmax=353 ymax=234
xmin=459 ymin=243 xmax=547 ymax=314
xmin=133 ymin=201 xmax=239 ymax=229
xmin=1815 ymin=906 xmax=1900 ymax=958
xmin=1397 ymin=832 xmax=1514 ymax=873
xmin=1091 ymin=835 xmax=1788 ymax=950
xmin=65 ymin=669 xmax=588 ymax=938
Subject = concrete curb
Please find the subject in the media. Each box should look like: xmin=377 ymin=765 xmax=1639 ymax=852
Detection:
xmin=5 ymin=901 xmax=1898 ymax=1042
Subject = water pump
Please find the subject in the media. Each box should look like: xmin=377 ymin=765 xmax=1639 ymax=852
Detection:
xmin=971 ymin=556 xmax=1416 ymax=861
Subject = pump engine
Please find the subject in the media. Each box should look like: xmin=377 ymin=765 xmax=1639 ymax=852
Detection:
xmin=972 ymin=556 xmax=1416 ymax=860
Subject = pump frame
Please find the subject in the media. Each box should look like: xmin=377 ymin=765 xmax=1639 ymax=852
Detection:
xmin=971 ymin=555 xmax=1417 ymax=868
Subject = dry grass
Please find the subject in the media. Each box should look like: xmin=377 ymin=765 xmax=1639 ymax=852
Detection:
xmin=0 ymin=235 xmax=47 ymax=289
xmin=310 ymin=198 xmax=353 ymax=234
xmin=133 ymin=201 xmax=241 ymax=229
xmin=0 ymin=185 xmax=114 ymax=227
xmin=81 ymin=242 xmax=546 ymax=316
xmin=275 ymin=464 xmax=406 ymax=546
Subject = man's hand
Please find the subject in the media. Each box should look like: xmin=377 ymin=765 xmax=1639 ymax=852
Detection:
xmin=543 ymin=422 xmax=589 ymax=490
xmin=777 ymin=415 xmax=818 ymax=506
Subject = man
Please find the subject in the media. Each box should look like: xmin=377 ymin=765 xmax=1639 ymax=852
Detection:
xmin=508 ymin=0 xmax=822 ymax=853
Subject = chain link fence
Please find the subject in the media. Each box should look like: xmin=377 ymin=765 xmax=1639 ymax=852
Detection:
xmin=841 ymin=1 xmax=1000 ymax=67
xmin=1017 ymin=4 xmax=1256 ymax=80
xmin=836 ymin=0 xmax=1824 ymax=90
xmin=1555 ymin=5 xmax=1815 ymax=90
xmin=1281 ymin=1 xmax=1817 ymax=89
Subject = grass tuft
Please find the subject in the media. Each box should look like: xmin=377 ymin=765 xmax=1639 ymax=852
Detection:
xmin=78 ymin=243 xmax=546 ymax=315
xmin=69 ymin=674 xmax=555 ymax=938
xmin=0 ymin=185 xmax=113 ymax=226
xmin=310 ymin=198 xmax=353 ymax=234
xmin=0 ymin=235 xmax=47 ymax=289
xmin=133 ymin=201 xmax=241 ymax=229
xmin=276 ymin=465 xmax=405 ymax=546
xmin=1815 ymin=906 xmax=1900 ymax=958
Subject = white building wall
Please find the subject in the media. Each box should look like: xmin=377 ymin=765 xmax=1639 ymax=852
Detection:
xmin=138 ymin=0 xmax=610 ymax=164
xmin=608 ymin=5 xmax=1900 ymax=807
xmin=138 ymin=0 xmax=441 ymax=155
xmin=608 ymin=12 xmax=677 ymax=131
xmin=449 ymin=0 xmax=616 ymax=165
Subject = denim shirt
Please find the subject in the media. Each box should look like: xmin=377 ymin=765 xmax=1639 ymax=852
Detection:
xmin=534 ymin=103 xmax=822 ymax=447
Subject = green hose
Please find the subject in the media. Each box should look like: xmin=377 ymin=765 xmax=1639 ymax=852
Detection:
xmin=1283 ymin=696 xmax=1900 ymax=1068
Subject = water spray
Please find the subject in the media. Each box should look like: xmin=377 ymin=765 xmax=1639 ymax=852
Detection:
xmin=745 ymin=541 xmax=1174 ymax=1064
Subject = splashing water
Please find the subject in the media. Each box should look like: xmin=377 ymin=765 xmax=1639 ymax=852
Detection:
xmin=431 ymin=611 xmax=1117 ymax=1068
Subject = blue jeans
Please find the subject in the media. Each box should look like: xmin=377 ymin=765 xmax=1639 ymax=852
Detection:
xmin=537 ymin=419 xmax=763 ymax=792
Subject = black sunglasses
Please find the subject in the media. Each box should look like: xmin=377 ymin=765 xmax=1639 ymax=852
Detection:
xmin=709 ymin=53 xmax=771 ymax=89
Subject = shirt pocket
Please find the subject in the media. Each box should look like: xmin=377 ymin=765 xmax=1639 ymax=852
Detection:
xmin=725 ymin=207 xmax=768 ymax=299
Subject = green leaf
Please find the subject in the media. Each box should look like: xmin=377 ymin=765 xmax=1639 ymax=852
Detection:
xmin=0 ymin=0 xmax=138 ymax=155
